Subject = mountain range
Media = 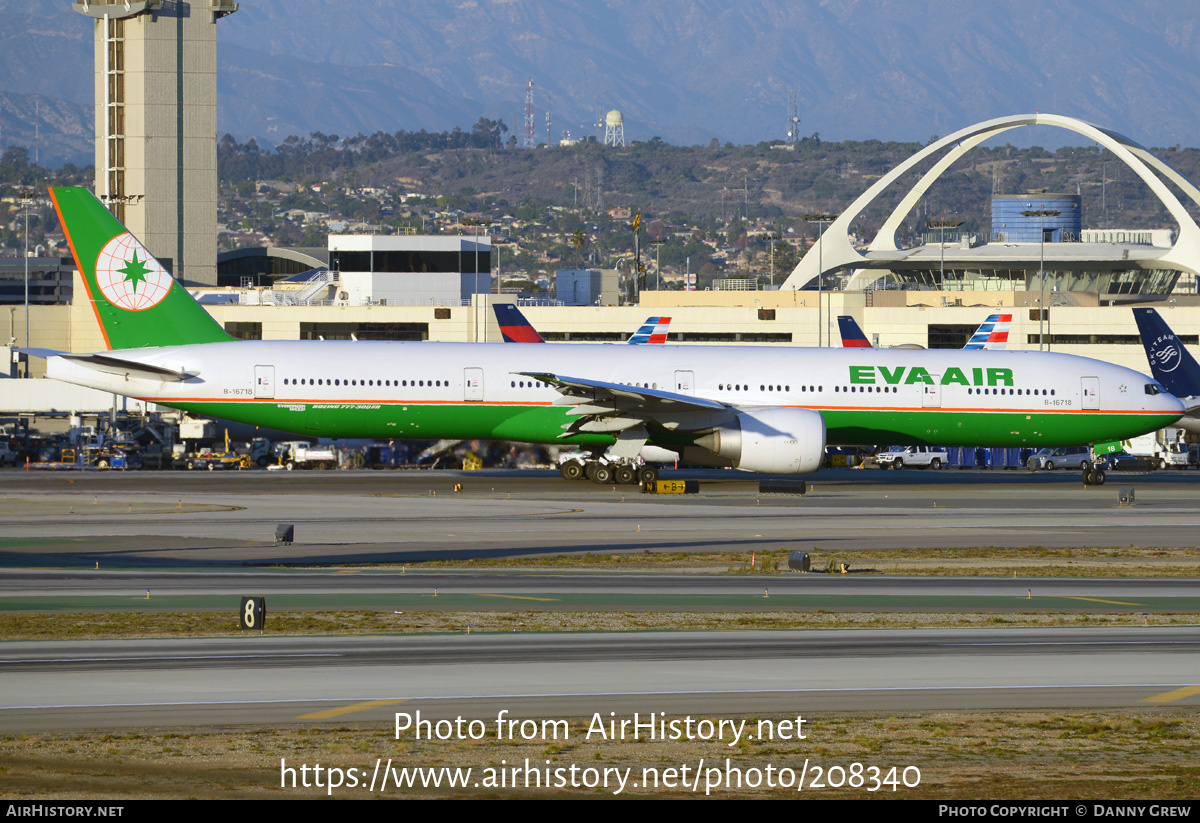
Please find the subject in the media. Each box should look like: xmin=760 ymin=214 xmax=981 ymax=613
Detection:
xmin=5 ymin=0 xmax=1200 ymax=166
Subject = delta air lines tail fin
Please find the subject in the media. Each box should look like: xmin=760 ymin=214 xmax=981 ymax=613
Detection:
xmin=493 ymin=303 xmax=545 ymax=343
xmin=837 ymin=316 xmax=872 ymax=348
xmin=49 ymin=186 xmax=234 ymax=350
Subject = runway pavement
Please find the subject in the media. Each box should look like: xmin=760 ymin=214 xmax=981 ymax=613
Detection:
xmin=2 ymin=627 xmax=1198 ymax=731
xmin=2 ymin=468 xmax=1198 ymax=732
xmin=1 ymin=468 xmax=1200 ymax=567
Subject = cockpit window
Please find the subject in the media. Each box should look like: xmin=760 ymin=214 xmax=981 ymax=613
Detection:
xmin=1145 ymin=383 xmax=1163 ymax=396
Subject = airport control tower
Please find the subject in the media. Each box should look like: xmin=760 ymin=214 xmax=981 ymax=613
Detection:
xmin=72 ymin=0 xmax=238 ymax=286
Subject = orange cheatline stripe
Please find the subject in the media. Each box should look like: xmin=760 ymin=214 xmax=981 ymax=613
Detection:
xmin=148 ymin=398 xmax=559 ymax=405
xmin=129 ymin=397 xmax=1166 ymax=416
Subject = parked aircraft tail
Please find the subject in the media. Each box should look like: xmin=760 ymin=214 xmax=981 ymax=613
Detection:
xmin=493 ymin=303 xmax=546 ymax=343
xmin=1133 ymin=307 xmax=1200 ymax=398
xmin=837 ymin=316 xmax=872 ymax=348
xmin=49 ymin=187 xmax=234 ymax=350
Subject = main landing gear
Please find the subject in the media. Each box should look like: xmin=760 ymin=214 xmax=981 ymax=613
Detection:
xmin=560 ymin=456 xmax=659 ymax=485
xmin=1082 ymin=465 xmax=1107 ymax=486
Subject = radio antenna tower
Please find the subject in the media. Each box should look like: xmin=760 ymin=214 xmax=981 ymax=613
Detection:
xmin=523 ymin=79 xmax=536 ymax=148
xmin=545 ymin=92 xmax=553 ymax=146
xmin=786 ymin=89 xmax=800 ymax=143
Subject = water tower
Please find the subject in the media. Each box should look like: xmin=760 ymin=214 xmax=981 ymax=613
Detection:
xmin=604 ymin=110 xmax=625 ymax=147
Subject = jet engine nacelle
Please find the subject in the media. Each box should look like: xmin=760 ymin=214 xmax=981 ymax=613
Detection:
xmin=692 ymin=407 xmax=826 ymax=474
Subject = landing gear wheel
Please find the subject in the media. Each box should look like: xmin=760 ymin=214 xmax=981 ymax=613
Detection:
xmin=591 ymin=464 xmax=614 ymax=484
xmin=1083 ymin=468 xmax=1095 ymax=486
xmin=1093 ymin=467 xmax=1106 ymax=485
xmin=638 ymin=465 xmax=660 ymax=484
xmin=560 ymin=460 xmax=585 ymax=481
xmin=614 ymin=465 xmax=637 ymax=485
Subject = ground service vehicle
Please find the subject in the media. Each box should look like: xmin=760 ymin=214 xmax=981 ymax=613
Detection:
xmin=875 ymin=445 xmax=949 ymax=470
xmin=1027 ymin=447 xmax=1092 ymax=471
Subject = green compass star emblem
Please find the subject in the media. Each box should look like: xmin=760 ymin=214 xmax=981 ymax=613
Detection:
xmin=118 ymin=251 xmax=153 ymax=293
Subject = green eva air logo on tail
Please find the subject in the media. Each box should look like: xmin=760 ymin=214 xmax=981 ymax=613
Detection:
xmin=50 ymin=186 xmax=234 ymax=350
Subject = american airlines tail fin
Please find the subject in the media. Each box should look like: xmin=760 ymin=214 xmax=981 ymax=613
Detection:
xmin=1133 ymin=308 xmax=1200 ymax=398
xmin=493 ymin=303 xmax=545 ymax=343
xmin=627 ymin=316 xmax=671 ymax=344
xmin=49 ymin=187 xmax=234 ymax=350
xmin=964 ymin=313 xmax=1012 ymax=350
xmin=837 ymin=316 xmax=872 ymax=348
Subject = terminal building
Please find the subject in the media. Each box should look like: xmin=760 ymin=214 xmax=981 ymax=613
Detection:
xmin=4 ymin=114 xmax=1200 ymax=425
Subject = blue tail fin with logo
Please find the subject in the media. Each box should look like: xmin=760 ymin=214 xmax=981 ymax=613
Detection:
xmin=1133 ymin=308 xmax=1200 ymax=397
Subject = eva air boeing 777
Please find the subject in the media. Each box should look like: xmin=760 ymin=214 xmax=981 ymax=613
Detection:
xmin=43 ymin=187 xmax=1183 ymax=483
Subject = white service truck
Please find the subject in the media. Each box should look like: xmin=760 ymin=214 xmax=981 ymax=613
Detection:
xmin=1123 ymin=431 xmax=1188 ymax=470
xmin=273 ymin=440 xmax=338 ymax=470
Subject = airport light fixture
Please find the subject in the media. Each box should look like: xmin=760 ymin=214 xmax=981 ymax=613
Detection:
xmin=803 ymin=212 xmax=840 ymax=347
xmin=461 ymin=217 xmax=491 ymax=342
xmin=651 ymin=241 xmax=664 ymax=291
xmin=20 ymin=187 xmax=34 ymax=357
xmin=766 ymin=232 xmax=781 ymax=287
xmin=926 ymin=218 xmax=963 ymax=288
xmin=1021 ymin=209 xmax=1061 ymax=351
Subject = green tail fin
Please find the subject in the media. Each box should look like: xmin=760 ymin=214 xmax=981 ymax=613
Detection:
xmin=50 ymin=186 xmax=234 ymax=350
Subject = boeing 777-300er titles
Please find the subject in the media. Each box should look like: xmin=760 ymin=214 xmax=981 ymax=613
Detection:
xmin=43 ymin=186 xmax=1184 ymax=482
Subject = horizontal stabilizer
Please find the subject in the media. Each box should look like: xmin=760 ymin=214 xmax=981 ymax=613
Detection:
xmin=59 ymin=353 xmax=198 ymax=382
xmin=13 ymin=347 xmax=68 ymax=360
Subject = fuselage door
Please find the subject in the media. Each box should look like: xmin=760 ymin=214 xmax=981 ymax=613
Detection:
xmin=674 ymin=370 xmax=695 ymax=396
xmin=254 ymin=365 xmax=275 ymax=399
xmin=464 ymin=367 xmax=484 ymax=402
xmin=1081 ymin=376 xmax=1100 ymax=410
xmin=922 ymin=375 xmax=942 ymax=408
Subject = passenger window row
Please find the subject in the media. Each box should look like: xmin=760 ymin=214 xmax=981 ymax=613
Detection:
xmin=967 ymin=388 xmax=1054 ymax=396
xmin=282 ymin=378 xmax=449 ymax=388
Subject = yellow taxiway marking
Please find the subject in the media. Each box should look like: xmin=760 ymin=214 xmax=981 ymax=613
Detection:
xmin=1058 ymin=596 xmax=1145 ymax=606
xmin=476 ymin=594 xmax=561 ymax=602
xmin=1139 ymin=685 xmax=1200 ymax=704
xmin=298 ymin=698 xmax=409 ymax=719
xmin=335 ymin=570 xmax=358 ymax=574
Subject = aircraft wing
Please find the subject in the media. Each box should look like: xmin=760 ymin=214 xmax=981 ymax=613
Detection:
xmin=516 ymin=371 xmax=729 ymax=440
